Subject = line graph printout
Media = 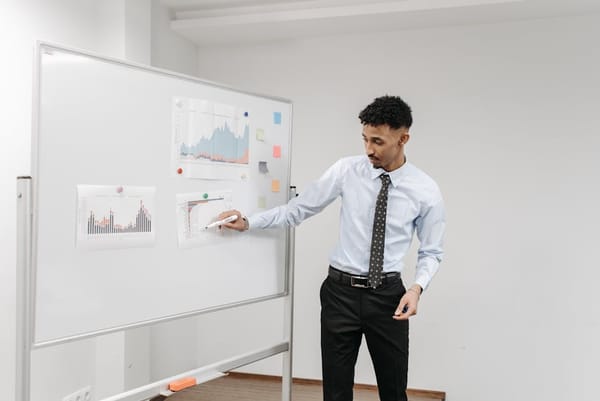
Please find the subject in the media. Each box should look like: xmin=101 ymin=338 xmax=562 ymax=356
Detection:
xmin=173 ymin=97 xmax=250 ymax=180
xmin=77 ymin=185 xmax=156 ymax=250
xmin=176 ymin=191 xmax=234 ymax=248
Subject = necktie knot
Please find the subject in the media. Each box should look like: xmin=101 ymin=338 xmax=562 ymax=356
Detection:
xmin=380 ymin=174 xmax=390 ymax=187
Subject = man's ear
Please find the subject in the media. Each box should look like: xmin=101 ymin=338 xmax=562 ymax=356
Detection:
xmin=400 ymin=133 xmax=410 ymax=145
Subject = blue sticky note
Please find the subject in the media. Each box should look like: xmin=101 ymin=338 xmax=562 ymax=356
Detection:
xmin=273 ymin=112 xmax=282 ymax=125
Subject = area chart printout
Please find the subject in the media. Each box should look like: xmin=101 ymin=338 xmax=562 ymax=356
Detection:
xmin=176 ymin=191 xmax=233 ymax=248
xmin=173 ymin=97 xmax=250 ymax=180
xmin=77 ymin=185 xmax=156 ymax=250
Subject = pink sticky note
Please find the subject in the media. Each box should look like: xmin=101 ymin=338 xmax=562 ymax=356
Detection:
xmin=273 ymin=145 xmax=281 ymax=158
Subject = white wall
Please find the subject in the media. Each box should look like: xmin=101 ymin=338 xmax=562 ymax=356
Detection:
xmin=192 ymin=14 xmax=600 ymax=401
xmin=125 ymin=0 xmax=151 ymax=65
xmin=5 ymin=3 xmax=598 ymax=400
xmin=1 ymin=3 xmax=125 ymax=400
xmin=0 ymin=1 xmax=198 ymax=400
xmin=150 ymin=0 xmax=199 ymax=77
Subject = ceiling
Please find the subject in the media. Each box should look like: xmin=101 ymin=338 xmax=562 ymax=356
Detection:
xmin=161 ymin=0 xmax=600 ymax=46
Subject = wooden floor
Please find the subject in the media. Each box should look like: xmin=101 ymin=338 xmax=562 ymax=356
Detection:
xmin=164 ymin=373 xmax=444 ymax=401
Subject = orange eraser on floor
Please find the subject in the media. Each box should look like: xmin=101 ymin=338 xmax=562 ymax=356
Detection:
xmin=168 ymin=377 xmax=197 ymax=391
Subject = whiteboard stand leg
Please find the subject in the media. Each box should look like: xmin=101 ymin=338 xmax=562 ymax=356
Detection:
xmin=282 ymin=350 xmax=292 ymax=401
xmin=16 ymin=176 xmax=33 ymax=401
xmin=282 ymin=186 xmax=297 ymax=401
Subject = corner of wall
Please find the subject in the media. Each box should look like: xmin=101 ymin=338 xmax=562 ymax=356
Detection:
xmin=150 ymin=0 xmax=199 ymax=77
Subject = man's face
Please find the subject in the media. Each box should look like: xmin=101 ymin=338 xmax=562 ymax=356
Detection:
xmin=362 ymin=124 xmax=409 ymax=171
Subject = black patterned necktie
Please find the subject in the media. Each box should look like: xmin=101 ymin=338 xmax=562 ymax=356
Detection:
xmin=368 ymin=174 xmax=391 ymax=288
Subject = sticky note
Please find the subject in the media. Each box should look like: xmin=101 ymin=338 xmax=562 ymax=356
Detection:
xmin=271 ymin=179 xmax=280 ymax=192
xmin=273 ymin=145 xmax=281 ymax=158
xmin=258 ymin=161 xmax=269 ymax=174
xmin=256 ymin=128 xmax=265 ymax=141
xmin=273 ymin=112 xmax=282 ymax=125
xmin=258 ymin=196 xmax=267 ymax=208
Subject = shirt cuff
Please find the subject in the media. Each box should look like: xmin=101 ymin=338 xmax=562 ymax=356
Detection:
xmin=246 ymin=214 xmax=261 ymax=230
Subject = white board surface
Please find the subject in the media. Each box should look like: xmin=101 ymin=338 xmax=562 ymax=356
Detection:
xmin=32 ymin=44 xmax=292 ymax=346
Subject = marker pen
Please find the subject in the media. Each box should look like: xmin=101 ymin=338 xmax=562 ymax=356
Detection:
xmin=204 ymin=215 xmax=238 ymax=229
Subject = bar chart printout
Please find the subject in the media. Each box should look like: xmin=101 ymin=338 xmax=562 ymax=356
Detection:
xmin=176 ymin=191 xmax=233 ymax=248
xmin=172 ymin=97 xmax=250 ymax=180
xmin=77 ymin=185 xmax=156 ymax=250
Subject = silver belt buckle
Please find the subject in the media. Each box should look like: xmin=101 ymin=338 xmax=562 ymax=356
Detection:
xmin=350 ymin=276 xmax=369 ymax=288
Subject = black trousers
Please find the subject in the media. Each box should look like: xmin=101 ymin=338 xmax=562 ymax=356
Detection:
xmin=320 ymin=274 xmax=409 ymax=401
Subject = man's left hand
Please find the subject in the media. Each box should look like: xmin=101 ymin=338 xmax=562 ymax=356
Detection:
xmin=393 ymin=285 xmax=422 ymax=320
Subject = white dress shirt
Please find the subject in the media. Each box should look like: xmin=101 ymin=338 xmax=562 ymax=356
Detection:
xmin=248 ymin=155 xmax=445 ymax=290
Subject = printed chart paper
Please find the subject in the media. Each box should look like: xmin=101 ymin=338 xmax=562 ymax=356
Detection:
xmin=176 ymin=191 xmax=234 ymax=248
xmin=77 ymin=185 xmax=156 ymax=250
xmin=173 ymin=97 xmax=250 ymax=180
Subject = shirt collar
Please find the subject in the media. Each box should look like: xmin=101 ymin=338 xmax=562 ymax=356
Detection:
xmin=368 ymin=157 xmax=411 ymax=188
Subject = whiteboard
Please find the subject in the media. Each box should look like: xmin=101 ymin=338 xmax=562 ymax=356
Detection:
xmin=31 ymin=43 xmax=293 ymax=346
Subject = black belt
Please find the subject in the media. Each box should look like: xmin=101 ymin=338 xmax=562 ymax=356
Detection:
xmin=328 ymin=266 xmax=400 ymax=288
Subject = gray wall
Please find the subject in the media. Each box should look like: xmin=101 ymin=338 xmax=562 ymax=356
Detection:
xmin=190 ymin=14 xmax=600 ymax=401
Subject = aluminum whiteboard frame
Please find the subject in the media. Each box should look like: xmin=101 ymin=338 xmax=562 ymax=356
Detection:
xmin=17 ymin=41 xmax=296 ymax=401
xmin=16 ymin=177 xmax=33 ymax=401
xmin=29 ymin=41 xmax=294 ymax=348
xmin=282 ymin=186 xmax=297 ymax=401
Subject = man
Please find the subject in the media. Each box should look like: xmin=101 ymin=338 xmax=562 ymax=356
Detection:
xmin=220 ymin=95 xmax=445 ymax=401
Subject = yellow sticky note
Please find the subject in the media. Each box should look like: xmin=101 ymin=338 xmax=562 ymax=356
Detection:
xmin=271 ymin=179 xmax=280 ymax=192
xmin=256 ymin=128 xmax=265 ymax=141
xmin=273 ymin=145 xmax=281 ymax=158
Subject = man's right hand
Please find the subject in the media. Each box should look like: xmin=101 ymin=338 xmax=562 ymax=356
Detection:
xmin=217 ymin=210 xmax=248 ymax=232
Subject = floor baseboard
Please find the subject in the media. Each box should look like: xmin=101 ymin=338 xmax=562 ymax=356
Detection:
xmin=228 ymin=372 xmax=446 ymax=401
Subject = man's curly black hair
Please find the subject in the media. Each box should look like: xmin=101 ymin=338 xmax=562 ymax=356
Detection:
xmin=358 ymin=95 xmax=412 ymax=129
